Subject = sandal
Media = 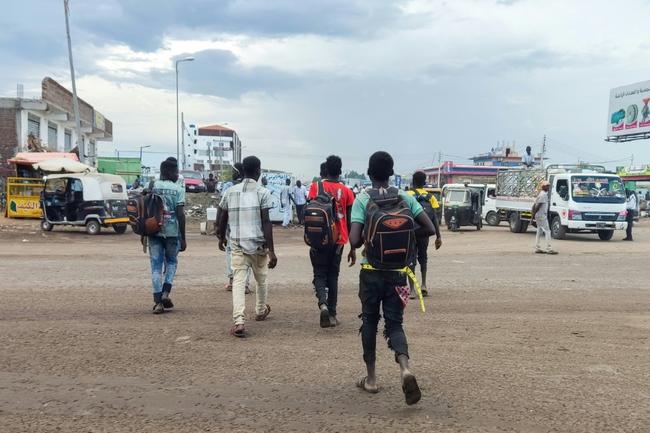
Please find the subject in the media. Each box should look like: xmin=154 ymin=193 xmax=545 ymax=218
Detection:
xmin=255 ymin=304 xmax=271 ymax=321
xmin=225 ymin=279 xmax=233 ymax=291
xmin=230 ymin=324 xmax=246 ymax=338
xmin=356 ymin=376 xmax=379 ymax=394
xmin=402 ymin=373 xmax=421 ymax=405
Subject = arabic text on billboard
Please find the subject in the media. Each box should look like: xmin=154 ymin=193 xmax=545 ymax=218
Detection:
xmin=607 ymin=80 xmax=650 ymax=138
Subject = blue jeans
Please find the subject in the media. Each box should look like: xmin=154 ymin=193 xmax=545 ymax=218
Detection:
xmin=148 ymin=236 xmax=180 ymax=294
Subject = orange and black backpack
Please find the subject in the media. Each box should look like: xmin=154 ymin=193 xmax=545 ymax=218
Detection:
xmin=127 ymin=192 xmax=164 ymax=236
xmin=363 ymin=187 xmax=415 ymax=270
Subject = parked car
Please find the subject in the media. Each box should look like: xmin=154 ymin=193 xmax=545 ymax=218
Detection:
xmin=181 ymin=170 xmax=206 ymax=193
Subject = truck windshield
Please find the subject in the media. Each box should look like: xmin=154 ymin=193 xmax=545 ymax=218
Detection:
xmin=571 ymin=175 xmax=625 ymax=204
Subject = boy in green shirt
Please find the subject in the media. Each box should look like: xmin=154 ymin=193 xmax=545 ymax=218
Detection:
xmin=349 ymin=151 xmax=436 ymax=405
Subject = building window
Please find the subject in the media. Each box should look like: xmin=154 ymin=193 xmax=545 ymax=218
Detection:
xmin=64 ymin=129 xmax=72 ymax=151
xmin=48 ymin=122 xmax=58 ymax=147
xmin=27 ymin=113 xmax=40 ymax=138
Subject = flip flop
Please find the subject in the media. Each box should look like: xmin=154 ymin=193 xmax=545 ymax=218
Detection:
xmin=255 ymin=304 xmax=271 ymax=321
xmin=356 ymin=376 xmax=379 ymax=394
xmin=402 ymin=373 xmax=421 ymax=406
xmin=230 ymin=324 xmax=246 ymax=338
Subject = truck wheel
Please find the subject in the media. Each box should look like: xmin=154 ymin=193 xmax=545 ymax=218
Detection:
xmin=551 ymin=216 xmax=567 ymax=240
xmin=41 ymin=220 xmax=53 ymax=232
xmin=86 ymin=220 xmax=101 ymax=235
xmin=597 ymin=230 xmax=613 ymax=241
xmin=519 ymin=221 xmax=529 ymax=233
xmin=509 ymin=213 xmax=522 ymax=233
xmin=486 ymin=211 xmax=500 ymax=226
xmin=113 ymin=223 xmax=128 ymax=234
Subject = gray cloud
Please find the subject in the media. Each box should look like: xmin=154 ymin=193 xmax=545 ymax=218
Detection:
xmin=70 ymin=0 xmax=405 ymax=50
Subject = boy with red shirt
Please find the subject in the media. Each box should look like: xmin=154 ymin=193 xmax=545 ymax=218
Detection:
xmin=308 ymin=155 xmax=356 ymax=327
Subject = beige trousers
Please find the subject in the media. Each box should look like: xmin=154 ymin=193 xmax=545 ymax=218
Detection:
xmin=231 ymin=250 xmax=268 ymax=325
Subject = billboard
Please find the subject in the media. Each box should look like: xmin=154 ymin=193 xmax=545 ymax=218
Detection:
xmin=607 ymin=80 xmax=650 ymax=141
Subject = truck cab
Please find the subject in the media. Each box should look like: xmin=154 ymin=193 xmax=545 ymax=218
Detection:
xmin=548 ymin=170 xmax=627 ymax=240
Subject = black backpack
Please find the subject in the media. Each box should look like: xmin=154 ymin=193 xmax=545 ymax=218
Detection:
xmin=363 ymin=187 xmax=416 ymax=270
xmin=127 ymin=192 xmax=165 ymax=236
xmin=303 ymin=182 xmax=339 ymax=250
xmin=414 ymin=190 xmax=436 ymax=222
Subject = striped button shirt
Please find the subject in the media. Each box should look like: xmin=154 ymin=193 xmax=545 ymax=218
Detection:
xmin=219 ymin=178 xmax=272 ymax=255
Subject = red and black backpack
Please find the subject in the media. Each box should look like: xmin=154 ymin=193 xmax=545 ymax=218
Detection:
xmin=303 ymin=182 xmax=339 ymax=250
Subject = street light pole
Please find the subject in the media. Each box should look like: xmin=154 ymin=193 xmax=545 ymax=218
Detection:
xmin=139 ymin=145 xmax=151 ymax=176
xmin=63 ymin=0 xmax=84 ymax=164
xmin=175 ymin=57 xmax=195 ymax=164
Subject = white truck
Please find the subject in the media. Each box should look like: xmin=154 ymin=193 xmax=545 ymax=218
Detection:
xmin=495 ymin=165 xmax=628 ymax=241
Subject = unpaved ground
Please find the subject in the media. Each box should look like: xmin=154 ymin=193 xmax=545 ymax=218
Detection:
xmin=0 ymin=217 xmax=648 ymax=433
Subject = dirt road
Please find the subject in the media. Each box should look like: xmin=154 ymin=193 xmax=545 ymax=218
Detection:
xmin=0 ymin=218 xmax=648 ymax=432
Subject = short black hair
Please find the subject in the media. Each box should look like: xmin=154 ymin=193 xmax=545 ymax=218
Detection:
xmin=325 ymin=155 xmax=342 ymax=177
xmin=165 ymin=156 xmax=178 ymax=163
xmin=242 ymin=156 xmax=261 ymax=178
xmin=412 ymin=171 xmax=427 ymax=188
xmin=367 ymin=151 xmax=394 ymax=182
xmin=320 ymin=162 xmax=328 ymax=178
xmin=232 ymin=163 xmax=244 ymax=181
xmin=160 ymin=159 xmax=178 ymax=181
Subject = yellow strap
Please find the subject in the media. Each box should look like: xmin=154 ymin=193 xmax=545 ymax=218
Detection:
xmin=360 ymin=264 xmax=426 ymax=313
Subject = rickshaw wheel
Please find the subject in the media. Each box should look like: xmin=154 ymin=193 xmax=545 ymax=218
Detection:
xmin=86 ymin=220 xmax=101 ymax=235
xmin=113 ymin=224 xmax=128 ymax=234
xmin=41 ymin=220 xmax=53 ymax=232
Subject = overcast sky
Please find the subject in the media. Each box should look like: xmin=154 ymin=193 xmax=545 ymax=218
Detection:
xmin=2 ymin=0 xmax=650 ymax=177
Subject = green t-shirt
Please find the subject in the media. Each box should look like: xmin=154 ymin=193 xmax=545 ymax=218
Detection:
xmin=351 ymin=189 xmax=424 ymax=225
xmin=152 ymin=179 xmax=186 ymax=238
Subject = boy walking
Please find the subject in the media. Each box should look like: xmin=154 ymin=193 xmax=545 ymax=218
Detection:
xmin=293 ymin=180 xmax=308 ymax=225
xmin=349 ymin=151 xmax=436 ymax=405
xmin=407 ymin=171 xmax=442 ymax=298
xmin=218 ymin=156 xmax=278 ymax=338
xmin=307 ymin=155 xmax=355 ymax=328
xmin=149 ymin=159 xmax=187 ymax=314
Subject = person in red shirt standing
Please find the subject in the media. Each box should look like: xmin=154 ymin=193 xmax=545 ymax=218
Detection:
xmin=308 ymin=155 xmax=356 ymax=328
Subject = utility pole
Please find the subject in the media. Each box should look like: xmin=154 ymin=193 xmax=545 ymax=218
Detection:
xmin=541 ymin=135 xmax=547 ymax=169
xmin=175 ymin=57 xmax=195 ymax=164
xmin=181 ymin=112 xmax=185 ymax=170
xmin=63 ymin=0 xmax=84 ymax=164
xmin=218 ymin=129 xmax=223 ymax=180
xmin=437 ymin=150 xmax=442 ymax=187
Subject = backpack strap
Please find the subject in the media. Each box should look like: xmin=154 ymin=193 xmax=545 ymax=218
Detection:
xmin=317 ymin=181 xmax=325 ymax=197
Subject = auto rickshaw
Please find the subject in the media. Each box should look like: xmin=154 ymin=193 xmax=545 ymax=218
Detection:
xmin=442 ymin=184 xmax=484 ymax=231
xmin=40 ymin=173 xmax=129 ymax=235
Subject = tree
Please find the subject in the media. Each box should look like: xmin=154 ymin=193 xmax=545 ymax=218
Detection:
xmin=345 ymin=170 xmax=366 ymax=180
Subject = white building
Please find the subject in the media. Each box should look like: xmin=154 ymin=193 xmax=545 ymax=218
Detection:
xmin=0 ymin=77 xmax=112 ymax=171
xmin=183 ymin=123 xmax=242 ymax=174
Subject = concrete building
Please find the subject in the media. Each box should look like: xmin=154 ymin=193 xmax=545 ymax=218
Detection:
xmin=470 ymin=143 xmax=542 ymax=167
xmin=0 ymin=77 xmax=112 ymax=175
xmin=423 ymin=161 xmax=499 ymax=187
xmin=183 ymin=123 xmax=242 ymax=175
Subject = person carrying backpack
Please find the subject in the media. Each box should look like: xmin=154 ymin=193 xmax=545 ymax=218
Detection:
xmin=149 ymin=158 xmax=187 ymax=314
xmin=406 ymin=171 xmax=442 ymax=298
xmin=348 ymin=151 xmax=436 ymax=406
xmin=305 ymin=155 xmax=355 ymax=328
